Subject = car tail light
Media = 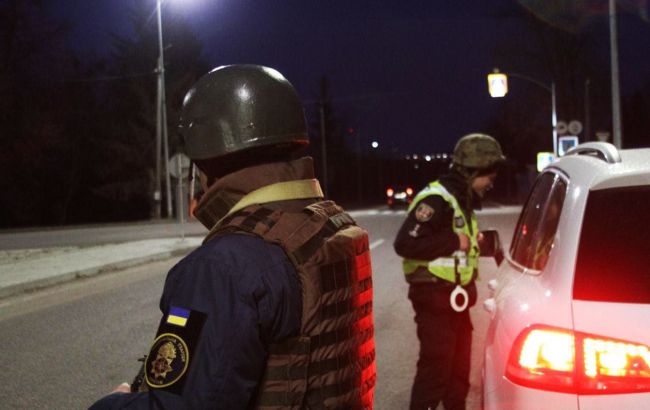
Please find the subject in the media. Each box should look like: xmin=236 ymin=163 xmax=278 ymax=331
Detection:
xmin=506 ymin=324 xmax=650 ymax=394
xmin=386 ymin=188 xmax=394 ymax=197
xmin=406 ymin=187 xmax=414 ymax=196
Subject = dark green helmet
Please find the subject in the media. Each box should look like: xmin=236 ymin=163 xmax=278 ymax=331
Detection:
xmin=179 ymin=65 xmax=308 ymax=162
xmin=452 ymin=133 xmax=505 ymax=169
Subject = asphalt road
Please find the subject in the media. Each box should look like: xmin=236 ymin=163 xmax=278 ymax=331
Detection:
xmin=0 ymin=207 xmax=518 ymax=409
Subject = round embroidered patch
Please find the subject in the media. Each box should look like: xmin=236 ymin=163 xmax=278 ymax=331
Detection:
xmin=145 ymin=333 xmax=189 ymax=388
xmin=415 ymin=203 xmax=435 ymax=222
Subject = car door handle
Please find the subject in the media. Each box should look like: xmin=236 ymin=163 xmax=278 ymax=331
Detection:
xmin=483 ymin=298 xmax=496 ymax=313
xmin=488 ymin=279 xmax=498 ymax=291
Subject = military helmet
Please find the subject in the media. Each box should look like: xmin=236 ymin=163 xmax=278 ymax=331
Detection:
xmin=452 ymin=133 xmax=505 ymax=169
xmin=179 ymin=65 xmax=309 ymax=162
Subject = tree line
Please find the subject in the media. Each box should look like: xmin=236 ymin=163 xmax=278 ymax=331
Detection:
xmin=1 ymin=1 xmax=648 ymax=228
xmin=0 ymin=1 xmax=207 ymax=227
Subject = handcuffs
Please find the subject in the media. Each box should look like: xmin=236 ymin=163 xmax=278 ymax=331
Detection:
xmin=450 ymin=251 xmax=469 ymax=312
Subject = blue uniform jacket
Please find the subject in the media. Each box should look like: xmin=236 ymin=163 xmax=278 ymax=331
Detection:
xmin=89 ymin=233 xmax=302 ymax=409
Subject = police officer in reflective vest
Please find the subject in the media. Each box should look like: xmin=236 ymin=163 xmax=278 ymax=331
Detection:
xmin=393 ymin=133 xmax=505 ymax=410
xmin=91 ymin=65 xmax=376 ymax=409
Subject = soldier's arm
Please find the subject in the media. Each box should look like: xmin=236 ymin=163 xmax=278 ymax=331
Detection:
xmin=89 ymin=236 xmax=301 ymax=409
xmin=393 ymin=195 xmax=460 ymax=260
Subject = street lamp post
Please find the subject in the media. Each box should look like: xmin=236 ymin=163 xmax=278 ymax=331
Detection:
xmin=488 ymin=69 xmax=558 ymax=156
xmin=155 ymin=0 xmax=172 ymax=218
xmin=609 ymin=0 xmax=623 ymax=148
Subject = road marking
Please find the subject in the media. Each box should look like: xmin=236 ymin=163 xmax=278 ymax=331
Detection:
xmin=370 ymin=239 xmax=385 ymax=250
xmin=476 ymin=206 xmax=522 ymax=215
xmin=349 ymin=209 xmax=406 ymax=217
xmin=348 ymin=206 xmax=521 ymax=218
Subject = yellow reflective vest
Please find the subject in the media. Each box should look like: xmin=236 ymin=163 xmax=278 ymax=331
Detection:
xmin=402 ymin=181 xmax=479 ymax=285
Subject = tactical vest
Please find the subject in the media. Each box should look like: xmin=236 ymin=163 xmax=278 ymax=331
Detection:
xmin=211 ymin=200 xmax=376 ymax=409
xmin=402 ymin=181 xmax=479 ymax=285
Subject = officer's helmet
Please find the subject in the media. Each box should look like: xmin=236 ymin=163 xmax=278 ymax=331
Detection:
xmin=179 ymin=65 xmax=308 ymax=177
xmin=452 ymin=133 xmax=505 ymax=170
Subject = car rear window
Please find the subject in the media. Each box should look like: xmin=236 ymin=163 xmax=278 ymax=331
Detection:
xmin=573 ymin=185 xmax=650 ymax=303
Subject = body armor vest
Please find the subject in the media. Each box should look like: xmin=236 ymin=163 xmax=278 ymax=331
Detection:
xmin=210 ymin=200 xmax=376 ymax=409
xmin=402 ymin=181 xmax=479 ymax=285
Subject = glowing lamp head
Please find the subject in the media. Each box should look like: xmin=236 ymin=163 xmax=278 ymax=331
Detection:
xmin=488 ymin=72 xmax=508 ymax=98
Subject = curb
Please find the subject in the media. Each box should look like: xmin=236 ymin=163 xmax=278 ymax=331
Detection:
xmin=0 ymin=240 xmax=201 ymax=300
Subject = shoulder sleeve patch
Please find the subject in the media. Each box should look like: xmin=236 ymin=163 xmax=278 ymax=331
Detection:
xmin=145 ymin=307 xmax=206 ymax=394
xmin=414 ymin=203 xmax=435 ymax=222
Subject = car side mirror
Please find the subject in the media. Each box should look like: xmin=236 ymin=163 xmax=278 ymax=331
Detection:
xmin=479 ymin=229 xmax=504 ymax=266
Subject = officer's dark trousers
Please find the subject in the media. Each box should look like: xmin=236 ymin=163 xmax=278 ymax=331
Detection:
xmin=408 ymin=282 xmax=475 ymax=410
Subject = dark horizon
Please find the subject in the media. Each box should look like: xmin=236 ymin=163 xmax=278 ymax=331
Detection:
xmin=2 ymin=0 xmax=649 ymax=228
xmin=46 ymin=0 xmax=650 ymax=154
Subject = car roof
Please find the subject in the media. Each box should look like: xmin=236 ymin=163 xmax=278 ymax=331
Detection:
xmin=547 ymin=143 xmax=650 ymax=191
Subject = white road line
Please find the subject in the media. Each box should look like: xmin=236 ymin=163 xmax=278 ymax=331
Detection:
xmin=349 ymin=209 xmax=406 ymax=217
xmin=476 ymin=206 xmax=522 ymax=215
xmin=370 ymin=239 xmax=385 ymax=250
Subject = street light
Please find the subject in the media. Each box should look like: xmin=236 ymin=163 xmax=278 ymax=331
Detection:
xmin=488 ymin=68 xmax=558 ymax=156
xmin=487 ymin=71 xmax=508 ymax=98
xmin=154 ymin=0 xmax=172 ymax=219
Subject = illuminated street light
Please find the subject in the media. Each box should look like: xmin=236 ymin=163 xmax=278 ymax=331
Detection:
xmin=487 ymin=70 xmax=508 ymax=98
xmin=488 ymin=68 xmax=558 ymax=156
xmin=371 ymin=141 xmax=379 ymax=149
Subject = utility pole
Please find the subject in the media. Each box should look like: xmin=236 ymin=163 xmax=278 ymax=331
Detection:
xmin=154 ymin=60 xmax=162 ymax=218
xmin=156 ymin=0 xmax=172 ymax=218
xmin=319 ymin=102 xmax=328 ymax=197
xmin=488 ymin=69 xmax=559 ymax=156
xmin=551 ymin=82 xmax=558 ymax=156
xmin=355 ymin=129 xmax=362 ymax=205
xmin=585 ymin=78 xmax=591 ymax=141
xmin=319 ymin=76 xmax=329 ymax=197
xmin=610 ymin=0 xmax=623 ymax=148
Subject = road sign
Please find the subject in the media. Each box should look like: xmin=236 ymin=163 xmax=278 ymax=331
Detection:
xmin=169 ymin=153 xmax=191 ymax=179
xmin=537 ymin=152 xmax=556 ymax=172
xmin=555 ymin=121 xmax=568 ymax=135
xmin=558 ymin=136 xmax=579 ymax=156
xmin=568 ymin=120 xmax=583 ymax=135
xmin=596 ymin=130 xmax=610 ymax=142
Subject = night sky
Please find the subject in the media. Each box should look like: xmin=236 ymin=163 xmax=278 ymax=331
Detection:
xmin=47 ymin=0 xmax=650 ymax=155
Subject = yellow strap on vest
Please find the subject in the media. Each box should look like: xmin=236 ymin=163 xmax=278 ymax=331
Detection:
xmin=223 ymin=179 xmax=324 ymax=221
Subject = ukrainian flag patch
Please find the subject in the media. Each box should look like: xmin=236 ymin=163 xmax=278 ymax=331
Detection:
xmin=166 ymin=306 xmax=190 ymax=327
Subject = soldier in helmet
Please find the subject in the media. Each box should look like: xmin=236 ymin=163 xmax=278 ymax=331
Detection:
xmin=393 ymin=133 xmax=505 ymax=410
xmin=91 ymin=65 xmax=376 ymax=409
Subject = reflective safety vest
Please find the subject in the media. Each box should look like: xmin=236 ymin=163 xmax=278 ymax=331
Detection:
xmin=402 ymin=181 xmax=479 ymax=285
xmin=210 ymin=200 xmax=376 ymax=409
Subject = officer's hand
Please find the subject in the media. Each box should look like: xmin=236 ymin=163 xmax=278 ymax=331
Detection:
xmin=457 ymin=233 xmax=470 ymax=252
xmin=111 ymin=382 xmax=131 ymax=394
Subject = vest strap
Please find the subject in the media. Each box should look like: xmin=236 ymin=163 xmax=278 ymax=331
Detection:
xmin=223 ymin=179 xmax=323 ymax=222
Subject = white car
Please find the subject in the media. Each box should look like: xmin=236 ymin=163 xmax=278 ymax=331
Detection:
xmin=482 ymin=142 xmax=650 ymax=410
